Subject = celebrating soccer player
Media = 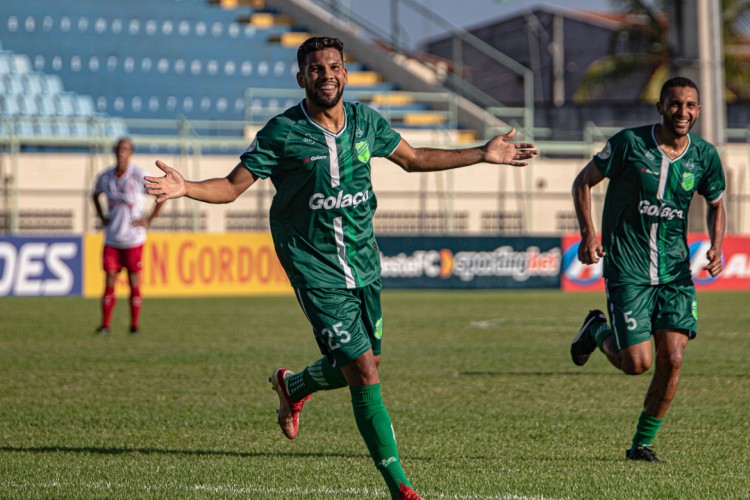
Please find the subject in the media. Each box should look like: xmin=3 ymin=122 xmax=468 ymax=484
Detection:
xmin=570 ymin=77 xmax=726 ymax=462
xmin=145 ymin=36 xmax=537 ymax=499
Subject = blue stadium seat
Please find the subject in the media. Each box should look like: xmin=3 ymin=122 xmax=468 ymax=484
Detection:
xmin=0 ymin=51 xmax=12 ymax=73
xmin=2 ymin=74 xmax=23 ymax=95
xmin=16 ymin=93 xmax=38 ymax=115
xmin=14 ymin=117 xmax=35 ymax=136
xmin=36 ymin=93 xmax=56 ymax=115
xmin=22 ymin=72 xmax=44 ymax=95
xmin=42 ymin=74 xmax=63 ymax=94
xmin=0 ymin=94 xmax=20 ymax=115
xmin=53 ymin=92 xmax=76 ymax=116
xmin=34 ymin=117 xmax=55 ymax=136
xmin=74 ymin=95 xmax=96 ymax=116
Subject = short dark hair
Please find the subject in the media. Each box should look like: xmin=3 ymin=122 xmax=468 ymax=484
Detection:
xmin=297 ymin=36 xmax=344 ymax=70
xmin=113 ymin=136 xmax=134 ymax=153
xmin=659 ymin=77 xmax=700 ymax=103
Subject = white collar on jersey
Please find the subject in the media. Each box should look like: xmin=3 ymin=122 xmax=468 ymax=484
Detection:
xmin=299 ymin=100 xmax=348 ymax=138
xmin=651 ymin=123 xmax=691 ymax=161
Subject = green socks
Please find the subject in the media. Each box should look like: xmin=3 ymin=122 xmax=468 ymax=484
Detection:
xmin=350 ymin=383 xmax=411 ymax=499
xmin=631 ymin=411 xmax=663 ymax=450
xmin=287 ymin=357 xmax=348 ymax=401
xmin=285 ymin=365 xmax=411 ymax=498
xmin=591 ymin=321 xmax=613 ymax=351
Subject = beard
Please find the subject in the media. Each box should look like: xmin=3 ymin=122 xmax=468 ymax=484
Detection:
xmin=663 ymin=117 xmax=695 ymax=137
xmin=307 ymin=86 xmax=344 ymax=109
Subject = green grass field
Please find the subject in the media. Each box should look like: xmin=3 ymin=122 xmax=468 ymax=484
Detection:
xmin=1 ymin=290 xmax=749 ymax=499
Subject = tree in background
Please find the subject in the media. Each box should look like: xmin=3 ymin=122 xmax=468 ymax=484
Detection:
xmin=574 ymin=0 xmax=750 ymax=103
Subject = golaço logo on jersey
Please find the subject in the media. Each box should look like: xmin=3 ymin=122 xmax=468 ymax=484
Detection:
xmin=638 ymin=200 xmax=684 ymax=220
xmin=309 ymin=190 xmax=370 ymax=210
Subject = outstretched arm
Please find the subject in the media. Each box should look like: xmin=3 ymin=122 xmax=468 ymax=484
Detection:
xmin=387 ymin=128 xmax=538 ymax=172
xmin=572 ymin=160 xmax=606 ymax=265
xmin=703 ymin=197 xmax=726 ymax=277
xmin=144 ymin=160 xmax=258 ymax=204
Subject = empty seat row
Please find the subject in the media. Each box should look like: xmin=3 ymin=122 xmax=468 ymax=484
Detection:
xmin=0 ymin=92 xmax=95 ymax=117
xmin=0 ymin=72 xmax=64 ymax=95
xmin=0 ymin=116 xmax=127 ymax=138
xmin=0 ymin=51 xmax=31 ymax=73
xmin=2 ymin=13 xmax=285 ymax=42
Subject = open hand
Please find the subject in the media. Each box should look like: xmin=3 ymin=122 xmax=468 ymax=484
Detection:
xmin=144 ymin=161 xmax=187 ymax=203
xmin=482 ymin=128 xmax=539 ymax=167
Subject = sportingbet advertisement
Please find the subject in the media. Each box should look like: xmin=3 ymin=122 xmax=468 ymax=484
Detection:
xmin=561 ymin=233 xmax=750 ymax=291
xmin=378 ymin=236 xmax=562 ymax=289
xmin=3 ymin=234 xmax=749 ymax=296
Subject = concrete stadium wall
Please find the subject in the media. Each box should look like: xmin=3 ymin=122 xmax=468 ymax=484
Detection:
xmin=3 ymin=140 xmax=750 ymax=235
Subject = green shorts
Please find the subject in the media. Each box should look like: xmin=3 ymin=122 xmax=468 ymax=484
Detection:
xmin=605 ymin=278 xmax=698 ymax=349
xmin=294 ymin=280 xmax=383 ymax=368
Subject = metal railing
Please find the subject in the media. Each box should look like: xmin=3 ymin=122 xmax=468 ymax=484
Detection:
xmin=2 ymin=115 xmax=750 ymax=235
xmin=244 ymin=87 xmax=459 ymax=130
xmin=308 ymin=0 xmax=535 ymax=140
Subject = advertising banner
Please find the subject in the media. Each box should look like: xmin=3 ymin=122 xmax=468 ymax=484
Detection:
xmin=0 ymin=236 xmax=83 ymax=296
xmin=83 ymin=233 xmax=292 ymax=298
xmin=378 ymin=236 xmax=561 ymax=289
xmin=561 ymin=233 xmax=750 ymax=291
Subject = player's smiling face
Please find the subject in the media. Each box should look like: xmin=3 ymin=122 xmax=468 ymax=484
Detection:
xmin=298 ymin=48 xmax=347 ymax=109
xmin=657 ymin=86 xmax=700 ymax=138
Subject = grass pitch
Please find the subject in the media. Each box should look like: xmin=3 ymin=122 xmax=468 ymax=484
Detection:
xmin=1 ymin=290 xmax=749 ymax=499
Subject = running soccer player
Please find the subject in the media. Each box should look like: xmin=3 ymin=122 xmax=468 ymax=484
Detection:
xmin=145 ymin=36 xmax=537 ymax=499
xmin=92 ymin=137 xmax=163 ymax=334
xmin=570 ymin=76 xmax=726 ymax=462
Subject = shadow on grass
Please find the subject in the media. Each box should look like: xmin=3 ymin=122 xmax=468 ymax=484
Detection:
xmin=460 ymin=370 xmax=749 ymax=378
xmin=460 ymin=370 xmax=622 ymax=377
xmin=0 ymin=445 xmax=368 ymax=460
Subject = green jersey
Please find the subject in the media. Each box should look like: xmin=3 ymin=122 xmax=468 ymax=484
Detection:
xmin=594 ymin=124 xmax=725 ymax=285
xmin=240 ymin=101 xmax=401 ymax=289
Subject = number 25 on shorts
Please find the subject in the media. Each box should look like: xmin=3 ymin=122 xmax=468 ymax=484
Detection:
xmin=322 ymin=322 xmax=351 ymax=350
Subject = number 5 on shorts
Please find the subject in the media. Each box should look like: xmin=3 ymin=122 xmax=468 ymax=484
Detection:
xmin=623 ymin=310 xmax=638 ymax=331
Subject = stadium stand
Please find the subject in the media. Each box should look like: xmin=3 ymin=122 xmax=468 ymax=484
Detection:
xmin=0 ymin=46 xmax=125 ymax=139
xmin=0 ymin=0 xmax=462 ymax=140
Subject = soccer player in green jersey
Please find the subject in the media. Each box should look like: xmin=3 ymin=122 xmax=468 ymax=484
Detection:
xmin=145 ymin=36 xmax=537 ymax=498
xmin=570 ymin=77 xmax=726 ymax=462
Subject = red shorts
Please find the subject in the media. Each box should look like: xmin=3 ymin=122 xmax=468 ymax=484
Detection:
xmin=103 ymin=244 xmax=143 ymax=273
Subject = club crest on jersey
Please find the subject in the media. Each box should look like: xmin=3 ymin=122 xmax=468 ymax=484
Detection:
xmin=682 ymin=172 xmax=695 ymax=190
xmin=355 ymin=141 xmax=371 ymax=163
